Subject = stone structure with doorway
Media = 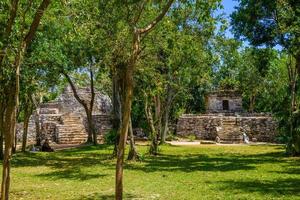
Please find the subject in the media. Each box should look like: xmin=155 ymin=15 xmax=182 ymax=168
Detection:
xmin=176 ymin=90 xmax=278 ymax=143
xmin=205 ymin=90 xmax=242 ymax=113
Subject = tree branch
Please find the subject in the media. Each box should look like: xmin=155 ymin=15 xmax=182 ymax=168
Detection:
xmin=23 ymin=0 xmax=51 ymax=47
xmin=61 ymin=70 xmax=88 ymax=110
xmin=0 ymin=0 xmax=19 ymax=64
xmin=137 ymin=0 xmax=174 ymax=34
xmin=132 ymin=0 xmax=147 ymax=25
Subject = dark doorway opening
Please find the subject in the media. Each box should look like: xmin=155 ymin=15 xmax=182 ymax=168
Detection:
xmin=222 ymin=100 xmax=229 ymax=110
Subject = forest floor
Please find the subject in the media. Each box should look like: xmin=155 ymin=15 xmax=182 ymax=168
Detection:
xmin=6 ymin=144 xmax=300 ymax=200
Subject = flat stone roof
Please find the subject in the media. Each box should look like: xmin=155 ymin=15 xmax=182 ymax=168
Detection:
xmin=206 ymin=90 xmax=241 ymax=97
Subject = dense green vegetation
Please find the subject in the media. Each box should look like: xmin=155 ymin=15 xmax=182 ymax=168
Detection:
xmin=0 ymin=0 xmax=299 ymax=198
xmin=7 ymin=144 xmax=300 ymax=200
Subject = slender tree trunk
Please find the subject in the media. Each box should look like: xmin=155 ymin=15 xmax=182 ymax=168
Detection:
xmin=160 ymin=86 xmax=172 ymax=144
xmin=1 ymin=100 xmax=15 ymax=200
xmin=127 ymin=116 xmax=139 ymax=161
xmin=154 ymin=95 xmax=162 ymax=142
xmin=0 ymin=130 xmax=3 ymax=160
xmin=86 ymin=109 xmax=96 ymax=144
xmin=115 ymin=65 xmax=133 ymax=200
xmin=34 ymin=109 xmax=41 ymax=146
xmin=293 ymin=54 xmax=300 ymax=155
xmin=22 ymin=102 xmax=32 ymax=152
xmin=0 ymin=102 xmax=5 ymax=160
xmin=112 ymin=68 xmax=122 ymax=157
xmin=115 ymin=1 xmax=174 ymax=198
xmin=22 ymin=117 xmax=30 ymax=152
xmin=2 ymin=47 xmax=21 ymax=199
xmin=287 ymin=54 xmax=299 ymax=155
xmin=79 ymin=106 xmax=94 ymax=144
xmin=290 ymin=78 xmax=298 ymax=155
xmin=12 ymin=132 xmax=17 ymax=154
xmin=296 ymin=53 xmax=300 ymax=75
xmin=144 ymin=96 xmax=158 ymax=155
xmin=89 ymin=65 xmax=97 ymax=145
xmin=161 ymin=104 xmax=170 ymax=144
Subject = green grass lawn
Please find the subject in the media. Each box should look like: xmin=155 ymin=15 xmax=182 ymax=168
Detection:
xmin=7 ymin=144 xmax=300 ymax=200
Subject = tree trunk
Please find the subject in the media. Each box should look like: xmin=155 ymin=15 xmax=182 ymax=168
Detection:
xmin=296 ymin=53 xmax=300 ymax=76
xmin=2 ymin=47 xmax=21 ymax=200
xmin=112 ymin=72 xmax=122 ymax=157
xmin=0 ymin=130 xmax=3 ymax=160
xmin=127 ymin=117 xmax=139 ymax=161
xmin=287 ymin=54 xmax=299 ymax=155
xmin=290 ymin=79 xmax=299 ymax=155
xmin=12 ymin=132 xmax=17 ymax=154
xmin=160 ymin=105 xmax=170 ymax=144
xmin=89 ymin=65 xmax=97 ymax=145
xmin=293 ymin=54 xmax=300 ymax=155
xmin=34 ymin=109 xmax=41 ymax=146
xmin=144 ymin=96 xmax=158 ymax=155
xmin=160 ymin=86 xmax=173 ymax=144
xmin=1 ymin=100 xmax=16 ymax=200
xmin=86 ymin=109 xmax=95 ymax=144
xmin=0 ymin=102 xmax=5 ymax=160
xmin=22 ymin=116 xmax=30 ymax=152
xmin=22 ymin=101 xmax=32 ymax=152
xmin=115 ymin=65 xmax=133 ymax=200
xmin=154 ymin=95 xmax=162 ymax=143
xmin=115 ymin=1 xmax=174 ymax=198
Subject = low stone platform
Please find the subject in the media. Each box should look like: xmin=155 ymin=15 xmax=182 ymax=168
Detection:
xmin=176 ymin=113 xmax=278 ymax=143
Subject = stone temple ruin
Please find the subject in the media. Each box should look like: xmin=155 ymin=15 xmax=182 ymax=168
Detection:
xmin=18 ymin=86 xmax=112 ymax=144
xmin=176 ymin=90 xmax=278 ymax=143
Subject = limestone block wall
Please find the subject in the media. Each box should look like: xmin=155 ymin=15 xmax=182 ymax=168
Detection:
xmin=237 ymin=117 xmax=278 ymax=142
xmin=205 ymin=90 xmax=243 ymax=113
xmin=176 ymin=114 xmax=278 ymax=142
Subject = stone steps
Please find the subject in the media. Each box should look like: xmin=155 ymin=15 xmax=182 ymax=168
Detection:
xmin=217 ymin=119 xmax=242 ymax=143
xmin=56 ymin=114 xmax=88 ymax=144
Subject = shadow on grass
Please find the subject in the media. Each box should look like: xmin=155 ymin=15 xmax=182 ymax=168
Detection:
xmin=38 ymin=168 xmax=108 ymax=181
xmin=11 ymin=144 xmax=298 ymax=181
xmin=74 ymin=193 xmax=140 ymax=200
xmin=272 ymin=167 xmax=300 ymax=175
xmin=125 ymin=150 xmax=286 ymax=173
xmin=11 ymin=145 xmax=115 ymax=181
xmin=217 ymin=178 xmax=300 ymax=197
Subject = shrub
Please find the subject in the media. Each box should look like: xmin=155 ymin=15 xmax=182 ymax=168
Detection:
xmin=188 ymin=135 xmax=196 ymax=142
xmin=104 ymin=129 xmax=118 ymax=144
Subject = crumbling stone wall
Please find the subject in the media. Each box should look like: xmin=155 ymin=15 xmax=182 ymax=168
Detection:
xmin=176 ymin=114 xmax=278 ymax=142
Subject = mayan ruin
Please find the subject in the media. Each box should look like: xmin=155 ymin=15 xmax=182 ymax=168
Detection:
xmin=176 ymin=90 xmax=278 ymax=143
xmin=17 ymin=86 xmax=112 ymax=144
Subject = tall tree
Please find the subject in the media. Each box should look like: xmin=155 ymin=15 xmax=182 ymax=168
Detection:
xmin=231 ymin=0 xmax=300 ymax=155
xmin=114 ymin=1 xmax=174 ymax=199
xmin=0 ymin=0 xmax=51 ymax=198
